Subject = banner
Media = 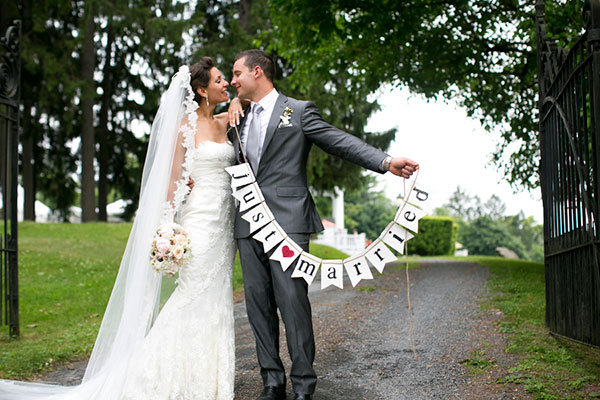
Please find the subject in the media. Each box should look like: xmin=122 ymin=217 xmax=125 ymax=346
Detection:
xmin=320 ymin=260 xmax=344 ymax=289
xmin=291 ymin=252 xmax=322 ymax=285
xmin=271 ymin=238 xmax=303 ymax=271
xmin=233 ymin=182 xmax=265 ymax=212
xmin=343 ymin=254 xmax=373 ymax=287
xmin=394 ymin=202 xmax=427 ymax=233
xmin=226 ymin=163 xmax=429 ymax=290
xmin=365 ymin=238 xmax=398 ymax=273
xmin=241 ymin=202 xmax=274 ymax=233
xmin=253 ymin=220 xmax=286 ymax=253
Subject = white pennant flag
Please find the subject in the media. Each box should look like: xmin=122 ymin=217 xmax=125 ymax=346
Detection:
xmin=225 ymin=163 xmax=255 ymax=189
xmin=291 ymin=252 xmax=322 ymax=285
xmin=252 ymin=220 xmax=285 ymax=253
xmin=365 ymin=239 xmax=397 ymax=273
xmin=380 ymin=221 xmax=415 ymax=254
xmin=241 ymin=202 xmax=274 ymax=234
xmin=343 ymin=254 xmax=373 ymax=287
xmin=320 ymin=259 xmax=344 ymax=289
xmin=271 ymin=238 xmax=303 ymax=271
xmin=394 ymin=202 xmax=427 ymax=233
xmin=233 ymin=182 xmax=265 ymax=212
xmin=410 ymin=186 xmax=431 ymax=208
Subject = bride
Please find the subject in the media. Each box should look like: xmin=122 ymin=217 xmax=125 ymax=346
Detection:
xmin=0 ymin=57 xmax=242 ymax=399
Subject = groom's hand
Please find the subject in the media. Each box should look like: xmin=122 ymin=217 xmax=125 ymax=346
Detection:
xmin=389 ymin=157 xmax=419 ymax=179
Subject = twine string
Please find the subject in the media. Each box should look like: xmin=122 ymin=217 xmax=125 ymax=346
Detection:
xmin=400 ymin=169 xmax=420 ymax=358
xmin=226 ymin=124 xmax=248 ymax=164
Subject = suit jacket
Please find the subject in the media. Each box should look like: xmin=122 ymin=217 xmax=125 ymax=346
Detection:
xmin=228 ymin=93 xmax=389 ymax=239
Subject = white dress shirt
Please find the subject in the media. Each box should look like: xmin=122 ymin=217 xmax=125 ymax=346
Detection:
xmin=241 ymin=88 xmax=279 ymax=165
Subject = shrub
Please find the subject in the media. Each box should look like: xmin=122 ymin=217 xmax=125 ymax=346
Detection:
xmin=408 ymin=216 xmax=457 ymax=256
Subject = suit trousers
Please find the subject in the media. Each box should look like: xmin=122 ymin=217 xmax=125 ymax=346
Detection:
xmin=237 ymin=233 xmax=317 ymax=394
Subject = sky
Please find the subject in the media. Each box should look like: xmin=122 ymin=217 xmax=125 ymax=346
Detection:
xmin=365 ymin=85 xmax=544 ymax=224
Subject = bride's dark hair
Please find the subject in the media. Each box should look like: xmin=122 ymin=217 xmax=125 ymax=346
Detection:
xmin=189 ymin=57 xmax=215 ymax=105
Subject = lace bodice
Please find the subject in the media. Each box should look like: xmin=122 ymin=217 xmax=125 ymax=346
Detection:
xmin=188 ymin=140 xmax=236 ymax=188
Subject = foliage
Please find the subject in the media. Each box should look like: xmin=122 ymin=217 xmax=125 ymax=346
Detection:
xmin=309 ymin=243 xmax=349 ymax=260
xmin=314 ymin=181 xmax=398 ymax=240
xmin=267 ymin=0 xmax=583 ymax=190
xmin=8 ymin=0 xmax=397 ymax=220
xmin=461 ymin=215 xmax=527 ymax=257
xmin=466 ymin=256 xmax=600 ymax=399
xmin=408 ymin=216 xmax=457 ymax=256
xmin=438 ymin=187 xmax=543 ymax=261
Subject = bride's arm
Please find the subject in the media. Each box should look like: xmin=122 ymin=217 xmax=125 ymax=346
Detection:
xmin=224 ymin=97 xmax=250 ymax=126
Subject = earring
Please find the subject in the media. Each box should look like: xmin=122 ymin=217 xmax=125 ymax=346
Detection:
xmin=206 ymin=97 xmax=210 ymax=107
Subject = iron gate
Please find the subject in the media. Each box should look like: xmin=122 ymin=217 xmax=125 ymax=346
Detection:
xmin=0 ymin=20 xmax=21 ymax=338
xmin=537 ymin=0 xmax=600 ymax=346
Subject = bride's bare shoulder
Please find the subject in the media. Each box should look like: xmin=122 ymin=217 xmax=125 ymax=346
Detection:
xmin=215 ymin=112 xmax=229 ymax=126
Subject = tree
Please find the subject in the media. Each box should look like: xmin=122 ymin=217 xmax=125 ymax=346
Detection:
xmin=462 ymin=215 xmax=526 ymax=257
xmin=267 ymin=0 xmax=582 ymax=190
xmin=188 ymin=0 xmax=395 ymax=192
xmin=80 ymin=1 xmax=97 ymax=222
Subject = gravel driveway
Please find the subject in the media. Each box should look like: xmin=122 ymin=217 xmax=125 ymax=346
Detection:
xmin=40 ymin=260 xmax=530 ymax=399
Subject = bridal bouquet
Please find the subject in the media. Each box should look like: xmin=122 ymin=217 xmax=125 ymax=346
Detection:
xmin=150 ymin=223 xmax=192 ymax=276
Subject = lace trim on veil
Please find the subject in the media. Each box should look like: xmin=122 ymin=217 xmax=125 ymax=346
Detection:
xmin=162 ymin=67 xmax=199 ymax=221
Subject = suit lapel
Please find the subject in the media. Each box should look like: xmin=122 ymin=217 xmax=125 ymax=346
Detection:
xmin=260 ymin=94 xmax=288 ymax=161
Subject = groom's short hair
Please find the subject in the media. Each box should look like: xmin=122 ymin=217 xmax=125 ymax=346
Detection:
xmin=235 ymin=50 xmax=275 ymax=82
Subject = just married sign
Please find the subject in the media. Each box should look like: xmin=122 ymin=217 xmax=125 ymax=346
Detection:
xmin=225 ymin=162 xmax=430 ymax=290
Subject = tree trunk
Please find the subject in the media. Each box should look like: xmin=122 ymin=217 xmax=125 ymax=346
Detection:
xmin=80 ymin=1 xmax=97 ymax=222
xmin=239 ymin=0 xmax=253 ymax=33
xmin=97 ymin=22 xmax=114 ymax=222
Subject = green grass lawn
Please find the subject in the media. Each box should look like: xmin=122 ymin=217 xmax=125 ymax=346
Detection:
xmin=0 ymin=223 xmax=352 ymax=379
xmin=454 ymin=256 xmax=600 ymax=399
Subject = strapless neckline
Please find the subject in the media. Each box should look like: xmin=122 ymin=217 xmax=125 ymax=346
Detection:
xmin=195 ymin=140 xmax=233 ymax=149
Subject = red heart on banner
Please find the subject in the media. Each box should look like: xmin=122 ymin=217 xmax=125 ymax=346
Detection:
xmin=282 ymin=245 xmax=295 ymax=258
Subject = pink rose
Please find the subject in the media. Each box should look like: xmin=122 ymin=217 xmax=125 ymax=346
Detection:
xmin=156 ymin=237 xmax=171 ymax=256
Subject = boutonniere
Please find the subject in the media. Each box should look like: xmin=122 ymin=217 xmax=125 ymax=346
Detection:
xmin=279 ymin=106 xmax=293 ymax=127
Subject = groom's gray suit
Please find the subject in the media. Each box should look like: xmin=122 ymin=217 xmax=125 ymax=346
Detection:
xmin=229 ymin=91 xmax=388 ymax=395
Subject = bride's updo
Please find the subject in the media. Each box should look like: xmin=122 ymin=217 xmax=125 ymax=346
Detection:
xmin=189 ymin=57 xmax=215 ymax=105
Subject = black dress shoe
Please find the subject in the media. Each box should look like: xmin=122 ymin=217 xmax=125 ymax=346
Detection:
xmin=258 ymin=385 xmax=286 ymax=400
xmin=293 ymin=394 xmax=312 ymax=400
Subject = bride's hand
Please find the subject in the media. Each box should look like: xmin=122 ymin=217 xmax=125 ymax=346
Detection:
xmin=228 ymin=98 xmax=245 ymax=126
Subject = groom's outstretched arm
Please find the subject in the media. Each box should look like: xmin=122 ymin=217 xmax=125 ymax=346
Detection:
xmin=301 ymin=101 xmax=389 ymax=173
xmin=301 ymin=101 xmax=418 ymax=177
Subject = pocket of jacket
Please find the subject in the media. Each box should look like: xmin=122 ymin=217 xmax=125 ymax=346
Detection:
xmin=276 ymin=187 xmax=308 ymax=197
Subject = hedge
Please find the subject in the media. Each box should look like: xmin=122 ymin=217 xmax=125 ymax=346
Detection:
xmin=407 ymin=216 xmax=457 ymax=256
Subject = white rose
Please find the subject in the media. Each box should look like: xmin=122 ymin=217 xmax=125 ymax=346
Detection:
xmin=173 ymin=234 xmax=188 ymax=247
xmin=172 ymin=246 xmax=185 ymax=260
xmin=158 ymin=226 xmax=174 ymax=238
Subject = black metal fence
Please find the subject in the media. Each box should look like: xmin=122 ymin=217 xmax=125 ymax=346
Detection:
xmin=0 ymin=20 xmax=21 ymax=338
xmin=537 ymin=0 xmax=600 ymax=346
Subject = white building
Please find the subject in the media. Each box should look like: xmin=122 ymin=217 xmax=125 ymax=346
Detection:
xmin=312 ymin=187 xmax=366 ymax=255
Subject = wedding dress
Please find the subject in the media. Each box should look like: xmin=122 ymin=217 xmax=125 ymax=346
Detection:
xmin=120 ymin=141 xmax=237 ymax=400
xmin=0 ymin=67 xmax=236 ymax=400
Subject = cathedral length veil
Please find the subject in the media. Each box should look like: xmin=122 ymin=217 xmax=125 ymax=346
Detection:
xmin=0 ymin=66 xmax=200 ymax=399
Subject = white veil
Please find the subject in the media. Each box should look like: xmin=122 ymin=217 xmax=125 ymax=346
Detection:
xmin=0 ymin=66 xmax=199 ymax=399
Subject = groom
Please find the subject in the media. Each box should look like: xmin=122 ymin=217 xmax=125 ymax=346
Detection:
xmin=229 ymin=50 xmax=418 ymax=400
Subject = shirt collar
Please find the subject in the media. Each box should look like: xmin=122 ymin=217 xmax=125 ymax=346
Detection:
xmin=253 ymin=88 xmax=279 ymax=113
